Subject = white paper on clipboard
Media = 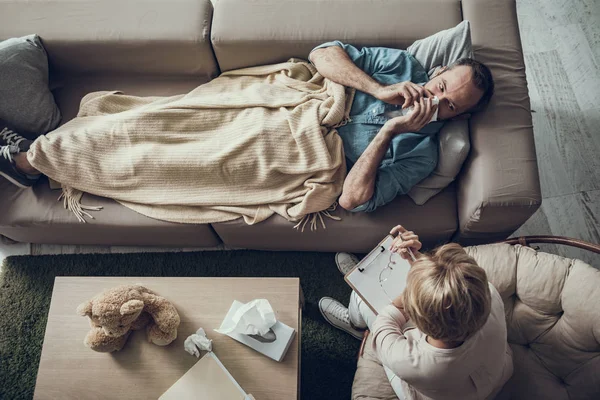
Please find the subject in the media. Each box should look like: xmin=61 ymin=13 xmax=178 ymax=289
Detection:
xmin=344 ymin=235 xmax=411 ymax=315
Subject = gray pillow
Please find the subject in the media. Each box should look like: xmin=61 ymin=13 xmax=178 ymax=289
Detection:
xmin=407 ymin=20 xmax=473 ymax=78
xmin=406 ymin=21 xmax=473 ymax=205
xmin=409 ymin=121 xmax=470 ymax=205
xmin=0 ymin=35 xmax=61 ymax=138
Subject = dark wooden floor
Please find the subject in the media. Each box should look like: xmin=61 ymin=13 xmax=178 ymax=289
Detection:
xmin=511 ymin=0 xmax=599 ymax=267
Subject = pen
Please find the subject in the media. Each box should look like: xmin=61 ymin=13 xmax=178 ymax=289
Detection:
xmin=406 ymin=247 xmax=417 ymax=262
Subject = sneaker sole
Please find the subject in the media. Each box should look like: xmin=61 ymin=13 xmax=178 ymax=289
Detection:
xmin=318 ymin=298 xmax=364 ymax=340
xmin=335 ymin=256 xmax=347 ymax=276
xmin=0 ymin=170 xmax=32 ymax=189
xmin=335 ymin=253 xmax=358 ymax=276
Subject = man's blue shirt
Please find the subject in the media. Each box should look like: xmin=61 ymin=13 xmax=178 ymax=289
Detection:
xmin=310 ymin=41 xmax=444 ymax=212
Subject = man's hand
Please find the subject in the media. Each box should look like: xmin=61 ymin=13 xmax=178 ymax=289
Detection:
xmin=383 ymin=97 xmax=438 ymax=136
xmin=376 ymin=81 xmax=432 ymax=108
xmin=389 ymin=225 xmax=422 ymax=262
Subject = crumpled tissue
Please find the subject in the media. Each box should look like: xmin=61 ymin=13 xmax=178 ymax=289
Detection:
xmin=184 ymin=327 xmax=213 ymax=357
xmin=215 ymin=299 xmax=276 ymax=337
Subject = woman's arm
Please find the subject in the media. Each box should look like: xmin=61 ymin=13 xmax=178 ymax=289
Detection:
xmin=371 ymin=305 xmax=415 ymax=377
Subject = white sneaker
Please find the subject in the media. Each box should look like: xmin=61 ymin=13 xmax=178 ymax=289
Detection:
xmin=335 ymin=252 xmax=360 ymax=275
xmin=319 ymin=297 xmax=365 ymax=340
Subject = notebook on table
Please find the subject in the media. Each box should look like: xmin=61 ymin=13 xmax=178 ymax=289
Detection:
xmin=344 ymin=235 xmax=412 ymax=315
xmin=159 ymin=351 xmax=254 ymax=400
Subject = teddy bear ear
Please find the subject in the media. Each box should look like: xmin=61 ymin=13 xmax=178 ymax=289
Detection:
xmin=77 ymin=301 xmax=92 ymax=317
xmin=120 ymin=300 xmax=144 ymax=316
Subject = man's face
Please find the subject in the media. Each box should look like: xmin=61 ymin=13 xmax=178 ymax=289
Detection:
xmin=423 ymin=65 xmax=484 ymax=120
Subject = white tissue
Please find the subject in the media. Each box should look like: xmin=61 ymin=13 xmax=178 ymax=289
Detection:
xmin=383 ymin=96 xmax=439 ymax=122
xmin=184 ymin=328 xmax=213 ymax=357
xmin=215 ymin=299 xmax=276 ymax=337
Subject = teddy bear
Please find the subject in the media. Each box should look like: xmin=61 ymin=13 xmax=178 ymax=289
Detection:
xmin=76 ymin=284 xmax=181 ymax=352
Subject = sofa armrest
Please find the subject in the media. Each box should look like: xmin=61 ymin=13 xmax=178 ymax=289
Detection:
xmin=455 ymin=0 xmax=541 ymax=245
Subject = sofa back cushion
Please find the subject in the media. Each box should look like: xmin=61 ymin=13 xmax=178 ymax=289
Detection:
xmin=0 ymin=0 xmax=219 ymax=79
xmin=211 ymin=0 xmax=463 ymax=72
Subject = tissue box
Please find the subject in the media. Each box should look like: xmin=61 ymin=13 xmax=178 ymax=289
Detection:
xmin=220 ymin=300 xmax=296 ymax=362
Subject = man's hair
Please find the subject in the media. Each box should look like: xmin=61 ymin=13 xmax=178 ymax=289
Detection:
xmin=447 ymin=58 xmax=494 ymax=113
xmin=402 ymin=243 xmax=491 ymax=343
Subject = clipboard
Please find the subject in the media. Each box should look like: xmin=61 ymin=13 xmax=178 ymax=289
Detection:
xmin=344 ymin=235 xmax=412 ymax=315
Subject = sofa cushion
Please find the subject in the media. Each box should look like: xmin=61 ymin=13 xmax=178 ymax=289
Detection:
xmin=0 ymin=177 xmax=221 ymax=247
xmin=211 ymin=184 xmax=457 ymax=253
xmin=0 ymin=35 xmax=61 ymax=137
xmin=352 ymin=334 xmax=397 ymax=400
xmin=211 ymin=0 xmax=463 ymax=72
xmin=466 ymin=244 xmax=600 ymax=400
xmin=0 ymin=76 xmax=221 ymax=247
xmin=0 ymin=0 xmax=218 ymax=78
xmin=408 ymin=117 xmax=470 ymax=206
xmin=498 ymin=344 xmax=570 ymax=400
xmin=407 ymin=20 xmax=473 ymax=78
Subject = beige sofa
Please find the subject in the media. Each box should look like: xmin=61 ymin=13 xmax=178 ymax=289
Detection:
xmin=353 ymin=244 xmax=600 ymax=399
xmin=0 ymin=0 xmax=541 ymax=252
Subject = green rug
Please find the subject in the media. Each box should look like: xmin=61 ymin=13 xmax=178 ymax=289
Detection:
xmin=0 ymin=251 xmax=361 ymax=400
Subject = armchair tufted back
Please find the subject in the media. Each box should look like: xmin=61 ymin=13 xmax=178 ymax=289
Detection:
xmin=466 ymin=244 xmax=600 ymax=400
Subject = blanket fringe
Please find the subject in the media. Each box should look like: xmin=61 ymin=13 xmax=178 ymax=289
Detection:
xmin=58 ymin=186 xmax=103 ymax=223
xmin=293 ymin=202 xmax=341 ymax=232
xmin=332 ymin=116 xmax=351 ymax=129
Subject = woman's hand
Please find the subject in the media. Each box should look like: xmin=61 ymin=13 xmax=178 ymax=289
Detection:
xmin=392 ymin=295 xmax=404 ymax=309
xmin=392 ymin=295 xmax=410 ymax=321
xmin=389 ymin=225 xmax=422 ymax=261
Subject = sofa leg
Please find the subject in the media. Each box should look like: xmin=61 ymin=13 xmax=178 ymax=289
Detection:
xmin=0 ymin=234 xmax=19 ymax=245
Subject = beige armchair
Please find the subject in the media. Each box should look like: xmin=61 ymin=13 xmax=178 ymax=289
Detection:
xmin=355 ymin=240 xmax=600 ymax=399
xmin=467 ymin=243 xmax=600 ymax=399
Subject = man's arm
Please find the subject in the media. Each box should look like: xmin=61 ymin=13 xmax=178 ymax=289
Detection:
xmin=339 ymin=97 xmax=438 ymax=210
xmin=310 ymin=45 xmax=429 ymax=107
xmin=309 ymin=46 xmax=383 ymax=98
xmin=338 ymin=124 xmax=393 ymax=210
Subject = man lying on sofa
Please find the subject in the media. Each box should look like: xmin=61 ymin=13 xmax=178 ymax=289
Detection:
xmin=0 ymin=39 xmax=493 ymax=220
xmin=309 ymin=41 xmax=493 ymax=212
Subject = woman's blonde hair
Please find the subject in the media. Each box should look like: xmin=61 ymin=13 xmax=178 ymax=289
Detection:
xmin=402 ymin=243 xmax=491 ymax=343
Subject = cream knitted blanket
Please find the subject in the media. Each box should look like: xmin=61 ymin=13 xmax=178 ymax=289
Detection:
xmin=28 ymin=60 xmax=354 ymax=227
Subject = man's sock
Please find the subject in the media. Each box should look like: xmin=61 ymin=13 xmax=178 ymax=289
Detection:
xmin=25 ymin=172 xmax=41 ymax=180
xmin=15 ymin=151 xmax=40 ymax=179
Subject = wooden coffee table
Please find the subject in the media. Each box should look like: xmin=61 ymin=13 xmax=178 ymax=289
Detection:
xmin=34 ymin=277 xmax=302 ymax=399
